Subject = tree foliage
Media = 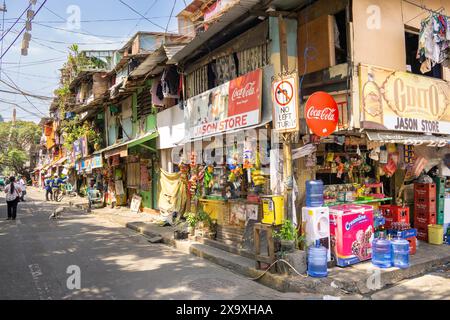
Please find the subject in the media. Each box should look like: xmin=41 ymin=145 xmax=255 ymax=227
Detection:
xmin=0 ymin=121 xmax=41 ymax=176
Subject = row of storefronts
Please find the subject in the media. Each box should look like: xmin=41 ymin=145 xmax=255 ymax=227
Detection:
xmin=33 ymin=0 xmax=450 ymax=263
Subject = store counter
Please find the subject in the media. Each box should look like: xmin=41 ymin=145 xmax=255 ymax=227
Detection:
xmin=199 ymin=197 xmax=261 ymax=227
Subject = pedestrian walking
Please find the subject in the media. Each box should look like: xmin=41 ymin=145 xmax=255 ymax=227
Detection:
xmin=44 ymin=174 xmax=53 ymax=201
xmin=19 ymin=176 xmax=27 ymax=201
xmin=4 ymin=177 xmax=22 ymax=221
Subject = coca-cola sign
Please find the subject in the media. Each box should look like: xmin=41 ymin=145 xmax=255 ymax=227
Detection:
xmin=231 ymin=82 xmax=256 ymax=101
xmin=185 ymin=69 xmax=262 ymax=139
xmin=305 ymin=91 xmax=339 ymax=137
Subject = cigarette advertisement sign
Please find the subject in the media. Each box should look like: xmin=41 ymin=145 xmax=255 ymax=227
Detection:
xmin=272 ymin=73 xmax=299 ymax=132
xmin=185 ymin=69 xmax=262 ymax=139
xmin=359 ymin=64 xmax=450 ymax=134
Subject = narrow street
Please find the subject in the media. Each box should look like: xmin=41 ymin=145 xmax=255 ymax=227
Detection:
xmin=0 ymin=189 xmax=311 ymax=300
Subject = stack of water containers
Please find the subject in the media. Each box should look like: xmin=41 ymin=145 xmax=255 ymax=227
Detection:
xmin=372 ymin=232 xmax=410 ymax=269
xmin=304 ymin=180 xmax=330 ymax=277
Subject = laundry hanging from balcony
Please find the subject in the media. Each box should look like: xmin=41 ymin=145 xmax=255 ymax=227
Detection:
xmin=416 ymin=13 xmax=450 ymax=73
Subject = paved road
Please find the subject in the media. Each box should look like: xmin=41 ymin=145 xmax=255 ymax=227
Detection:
xmin=1 ymin=190 xmax=448 ymax=300
xmin=0 ymin=190 xmax=313 ymax=300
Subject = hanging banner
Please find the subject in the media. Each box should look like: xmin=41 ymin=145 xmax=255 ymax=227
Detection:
xmin=185 ymin=69 xmax=262 ymax=139
xmin=92 ymin=154 xmax=103 ymax=169
xmin=80 ymin=136 xmax=89 ymax=157
xmin=272 ymin=73 xmax=299 ymax=132
xmin=73 ymin=139 xmax=82 ymax=158
xmin=305 ymin=91 xmax=339 ymax=137
xmin=359 ymin=64 xmax=450 ymax=134
xmin=85 ymin=157 xmax=93 ymax=173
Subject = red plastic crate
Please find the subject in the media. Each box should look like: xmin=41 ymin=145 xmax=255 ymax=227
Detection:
xmin=379 ymin=205 xmax=410 ymax=229
xmin=416 ymin=225 xmax=428 ymax=241
xmin=406 ymin=236 xmax=416 ymax=255
xmin=414 ymin=183 xmax=436 ymax=199
xmin=414 ymin=198 xmax=436 ymax=212
xmin=414 ymin=210 xmax=437 ymax=225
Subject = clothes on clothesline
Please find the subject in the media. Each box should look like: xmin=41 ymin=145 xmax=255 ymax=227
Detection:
xmin=416 ymin=13 xmax=450 ymax=73
xmin=161 ymin=66 xmax=180 ymax=99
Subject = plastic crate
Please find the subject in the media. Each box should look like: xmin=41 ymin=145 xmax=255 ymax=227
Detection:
xmin=414 ymin=183 xmax=436 ymax=199
xmin=433 ymin=177 xmax=446 ymax=195
xmin=406 ymin=236 xmax=417 ymax=255
xmin=379 ymin=205 xmax=410 ymax=229
xmin=436 ymin=194 xmax=445 ymax=211
xmin=416 ymin=224 xmax=429 ymax=241
xmin=437 ymin=209 xmax=444 ymax=225
xmin=414 ymin=210 xmax=437 ymax=225
xmin=415 ymin=198 xmax=436 ymax=212
xmin=387 ymin=228 xmax=417 ymax=239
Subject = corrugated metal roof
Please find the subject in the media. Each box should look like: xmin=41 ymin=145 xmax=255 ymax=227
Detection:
xmin=171 ymin=0 xmax=261 ymax=64
xmin=164 ymin=45 xmax=186 ymax=62
xmin=129 ymin=47 xmax=166 ymax=78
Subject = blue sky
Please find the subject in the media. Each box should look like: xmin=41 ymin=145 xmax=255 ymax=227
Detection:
xmin=0 ymin=0 xmax=187 ymax=123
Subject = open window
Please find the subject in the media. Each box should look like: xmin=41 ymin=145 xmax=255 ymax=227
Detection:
xmin=298 ymin=9 xmax=348 ymax=75
xmin=405 ymin=30 xmax=442 ymax=79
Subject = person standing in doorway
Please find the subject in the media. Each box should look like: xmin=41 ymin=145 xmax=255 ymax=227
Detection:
xmin=5 ymin=177 xmax=22 ymax=220
xmin=18 ymin=176 xmax=27 ymax=201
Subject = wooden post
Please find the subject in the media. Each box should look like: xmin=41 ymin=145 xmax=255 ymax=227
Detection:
xmin=278 ymin=15 xmax=293 ymax=221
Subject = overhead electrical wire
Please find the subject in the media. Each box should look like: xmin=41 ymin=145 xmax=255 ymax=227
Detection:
xmin=0 ymin=2 xmax=30 ymax=42
xmin=118 ymin=0 xmax=167 ymax=32
xmin=126 ymin=0 xmax=159 ymax=37
xmin=0 ymin=0 xmax=48 ymax=60
xmin=1 ymin=71 xmax=47 ymax=116
xmin=165 ymin=0 xmax=177 ymax=34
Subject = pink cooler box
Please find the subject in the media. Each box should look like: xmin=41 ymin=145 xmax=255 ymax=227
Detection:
xmin=329 ymin=204 xmax=374 ymax=267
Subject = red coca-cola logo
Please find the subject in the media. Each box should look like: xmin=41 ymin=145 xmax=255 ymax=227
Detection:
xmin=305 ymin=91 xmax=339 ymax=137
xmin=231 ymin=82 xmax=256 ymax=101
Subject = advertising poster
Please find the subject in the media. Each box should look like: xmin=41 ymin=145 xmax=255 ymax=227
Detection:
xmin=185 ymin=69 xmax=262 ymax=139
xmin=359 ymin=64 xmax=450 ymax=134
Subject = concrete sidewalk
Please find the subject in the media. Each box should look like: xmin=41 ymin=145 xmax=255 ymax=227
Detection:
xmin=31 ymin=187 xmax=450 ymax=298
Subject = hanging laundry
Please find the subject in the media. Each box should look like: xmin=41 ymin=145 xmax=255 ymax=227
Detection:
xmin=161 ymin=66 xmax=180 ymax=99
xmin=416 ymin=13 xmax=450 ymax=73
xmin=215 ymin=54 xmax=237 ymax=85
xmin=151 ymin=77 xmax=165 ymax=106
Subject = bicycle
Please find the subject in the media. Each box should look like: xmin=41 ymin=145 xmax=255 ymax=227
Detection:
xmin=54 ymin=183 xmax=76 ymax=202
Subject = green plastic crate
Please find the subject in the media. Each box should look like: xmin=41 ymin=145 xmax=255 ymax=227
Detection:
xmin=437 ymin=194 xmax=445 ymax=212
xmin=437 ymin=209 xmax=444 ymax=225
xmin=433 ymin=177 xmax=446 ymax=195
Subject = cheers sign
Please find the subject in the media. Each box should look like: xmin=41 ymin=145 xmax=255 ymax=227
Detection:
xmin=305 ymin=92 xmax=339 ymax=137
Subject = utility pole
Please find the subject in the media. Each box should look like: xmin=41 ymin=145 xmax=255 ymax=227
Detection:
xmin=0 ymin=1 xmax=7 ymax=80
xmin=278 ymin=15 xmax=293 ymax=222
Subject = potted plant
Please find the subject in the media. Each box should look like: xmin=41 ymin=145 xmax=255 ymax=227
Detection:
xmin=185 ymin=212 xmax=197 ymax=235
xmin=274 ymin=220 xmax=298 ymax=253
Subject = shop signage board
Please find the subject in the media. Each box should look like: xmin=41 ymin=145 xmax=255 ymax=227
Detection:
xmin=359 ymin=64 xmax=450 ymax=134
xmin=185 ymin=69 xmax=262 ymax=139
xmin=130 ymin=195 xmax=142 ymax=213
xmin=85 ymin=157 xmax=92 ymax=173
xmin=272 ymin=73 xmax=300 ymax=132
xmin=91 ymin=154 xmax=103 ymax=169
xmin=305 ymin=91 xmax=339 ymax=137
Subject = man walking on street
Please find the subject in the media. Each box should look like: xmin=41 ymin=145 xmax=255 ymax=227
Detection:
xmin=19 ymin=176 xmax=27 ymax=201
xmin=44 ymin=174 xmax=53 ymax=201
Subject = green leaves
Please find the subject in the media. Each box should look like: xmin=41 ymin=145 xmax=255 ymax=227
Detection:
xmin=273 ymin=220 xmax=298 ymax=241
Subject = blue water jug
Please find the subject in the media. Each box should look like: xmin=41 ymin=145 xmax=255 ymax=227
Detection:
xmin=391 ymin=237 xmax=410 ymax=269
xmin=307 ymin=240 xmax=328 ymax=277
xmin=372 ymin=234 xmax=392 ymax=268
xmin=306 ymin=180 xmax=324 ymax=207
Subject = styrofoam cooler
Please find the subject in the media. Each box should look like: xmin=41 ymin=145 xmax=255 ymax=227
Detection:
xmin=329 ymin=204 xmax=374 ymax=267
xmin=302 ymin=207 xmax=331 ymax=261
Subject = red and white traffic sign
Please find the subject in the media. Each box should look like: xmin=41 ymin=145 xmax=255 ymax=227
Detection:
xmin=272 ymin=74 xmax=299 ymax=132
